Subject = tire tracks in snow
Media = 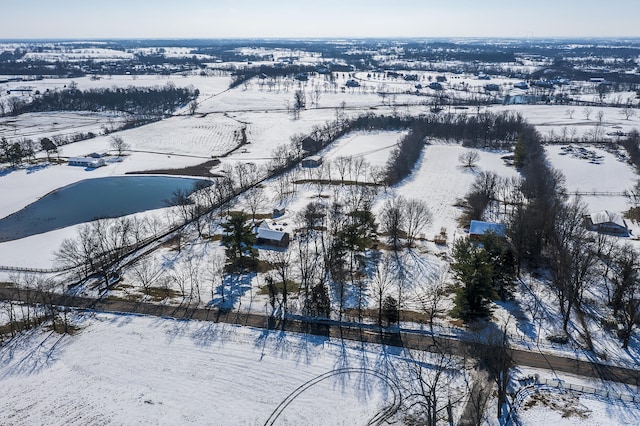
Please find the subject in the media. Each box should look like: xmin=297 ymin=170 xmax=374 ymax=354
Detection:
xmin=263 ymin=367 xmax=401 ymax=426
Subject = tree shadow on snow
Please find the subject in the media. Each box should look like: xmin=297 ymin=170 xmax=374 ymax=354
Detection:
xmin=208 ymin=272 xmax=254 ymax=311
xmin=0 ymin=330 xmax=68 ymax=379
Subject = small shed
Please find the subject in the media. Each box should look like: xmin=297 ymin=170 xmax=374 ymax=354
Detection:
xmin=584 ymin=211 xmax=629 ymax=236
xmin=302 ymin=155 xmax=323 ymax=168
xmin=469 ymin=220 xmax=506 ymax=240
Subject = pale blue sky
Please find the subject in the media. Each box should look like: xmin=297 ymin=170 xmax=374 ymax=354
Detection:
xmin=1 ymin=0 xmax=638 ymax=39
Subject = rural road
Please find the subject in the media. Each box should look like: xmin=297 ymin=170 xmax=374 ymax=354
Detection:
xmin=1 ymin=286 xmax=639 ymax=387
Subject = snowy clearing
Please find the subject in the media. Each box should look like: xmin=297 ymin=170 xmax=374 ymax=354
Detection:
xmin=0 ymin=312 xmax=466 ymax=425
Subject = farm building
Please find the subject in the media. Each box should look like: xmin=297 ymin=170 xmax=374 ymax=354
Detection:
xmin=584 ymin=210 xmax=629 ymax=236
xmin=301 ymin=155 xmax=323 ymax=168
xmin=68 ymin=157 xmax=105 ymax=168
xmin=255 ymin=221 xmax=290 ymax=248
xmin=469 ymin=220 xmax=506 ymax=239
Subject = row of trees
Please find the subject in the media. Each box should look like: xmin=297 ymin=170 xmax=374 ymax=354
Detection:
xmin=9 ymin=83 xmax=198 ymax=116
xmin=1 ymin=274 xmax=74 ymax=340
xmin=452 ymin=116 xmax=640 ymax=348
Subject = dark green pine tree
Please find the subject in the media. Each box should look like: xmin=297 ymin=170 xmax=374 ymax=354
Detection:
xmin=451 ymin=237 xmax=496 ymax=321
xmin=221 ymin=211 xmax=256 ymax=272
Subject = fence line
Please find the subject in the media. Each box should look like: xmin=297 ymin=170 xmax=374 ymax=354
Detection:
xmin=505 ymin=377 xmax=640 ymax=425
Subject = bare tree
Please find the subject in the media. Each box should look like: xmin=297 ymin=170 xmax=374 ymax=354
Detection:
xmin=371 ymin=253 xmax=394 ymax=326
xmin=264 ymin=249 xmax=292 ymax=314
xmin=293 ymin=89 xmax=306 ymax=119
xmin=611 ymin=244 xmax=640 ymax=348
xmin=622 ymin=100 xmax=636 ymax=120
xmin=566 ymin=108 xmax=575 ymax=119
xmin=209 ymin=252 xmax=226 ymax=304
xmin=406 ymin=342 xmax=459 ymax=426
xmin=334 ymin=156 xmax=351 ymax=184
xmin=311 ymin=83 xmax=322 ymax=107
xmin=404 ymin=198 xmax=432 ymax=247
xmin=130 ymin=258 xmax=163 ymax=298
xmin=459 ymin=150 xmax=480 ymax=168
xmin=479 ymin=325 xmax=514 ymax=419
xmin=417 ymin=269 xmax=448 ymax=334
xmin=245 ymin=186 xmax=267 ymax=222
xmin=380 ymin=197 xmax=406 ymax=252
xmin=110 ymin=135 xmax=130 ymax=158
xmin=549 ymin=198 xmax=596 ymax=334
xmin=188 ymin=99 xmax=199 ymax=115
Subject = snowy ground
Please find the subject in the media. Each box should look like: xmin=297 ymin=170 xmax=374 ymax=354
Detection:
xmin=0 ymin=312 xmax=467 ymax=425
xmin=4 ymin=46 xmax=640 ymax=425
xmin=491 ymin=366 xmax=640 ymax=426
xmin=387 ymin=142 xmax=519 ymax=239
xmin=0 ymin=111 xmax=127 ymax=143
xmin=319 ymin=130 xmax=407 ymax=168
xmin=545 ymin=143 xmax=637 ymax=213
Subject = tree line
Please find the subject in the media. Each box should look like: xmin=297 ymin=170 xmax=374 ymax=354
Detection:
xmin=7 ymin=83 xmax=198 ymax=116
xmin=451 ymin=119 xmax=640 ymax=349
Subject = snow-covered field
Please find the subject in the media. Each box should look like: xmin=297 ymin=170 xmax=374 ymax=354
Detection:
xmin=0 ymin=312 xmax=466 ymax=425
xmin=320 ymin=130 xmax=407 ymax=168
xmin=389 ymin=143 xmax=519 ymax=238
xmin=1 ymin=65 xmax=640 ymax=425
xmin=0 ymin=111 xmax=127 ymax=143
xmin=496 ymin=366 xmax=640 ymax=426
xmin=545 ymin=144 xmax=637 ymax=213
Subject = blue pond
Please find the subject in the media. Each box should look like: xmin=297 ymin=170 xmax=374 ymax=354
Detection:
xmin=0 ymin=176 xmax=209 ymax=242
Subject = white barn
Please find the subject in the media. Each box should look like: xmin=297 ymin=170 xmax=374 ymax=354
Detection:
xmin=68 ymin=157 xmax=106 ymax=168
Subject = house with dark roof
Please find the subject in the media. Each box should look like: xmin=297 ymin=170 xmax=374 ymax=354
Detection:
xmin=584 ymin=211 xmax=629 ymax=236
xmin=255 ymin=221 xmax=290 ymax=248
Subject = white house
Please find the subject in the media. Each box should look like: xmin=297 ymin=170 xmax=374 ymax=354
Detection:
xmin=68 ymin=157 xmax=106 ymax=168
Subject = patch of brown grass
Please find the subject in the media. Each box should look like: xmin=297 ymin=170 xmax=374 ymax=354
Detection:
xmin=258 ymin=280 xmax=300 ymax=295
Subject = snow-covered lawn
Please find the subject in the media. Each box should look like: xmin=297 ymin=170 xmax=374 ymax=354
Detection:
xmin=0 ymin=111 xmax=127 ymax=143
xmin=387 ymin=143 xmax=520 ymax=238
xmin=320 ymin=130 xmax=407 ymax=168
xmin=545 ymin=144 xmax=636 ymax=213
xmin=492 ymin=104 xmax=640 ymax=142
xmin=0 ymin=312 xmax=466 ymax=425
xmin=515 ymin=391 xmax=640 ymax=426
xmin=492 ymin=366 xmax=640 ymax=426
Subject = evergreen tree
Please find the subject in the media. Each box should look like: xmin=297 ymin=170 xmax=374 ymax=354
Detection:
xmin=40 ymin=137 xmax=57 ymax=161
xmin=479 ymin=232 xmax=516 ymax=300
xmin=382 ymin=295 xmax=400 ymax=326
xmin=451 ymin=237 xmax=495 ymax=321
xmin=512 ymin=135 xmax=527 ymax=169
xmin=221 ymin=211 xmax=256 ymax=272
xmin=306 ymin=282 xmax=331 ymax=318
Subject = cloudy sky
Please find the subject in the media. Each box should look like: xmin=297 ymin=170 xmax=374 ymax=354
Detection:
xmin=2 ymin=0 xmax=639 ymax=39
